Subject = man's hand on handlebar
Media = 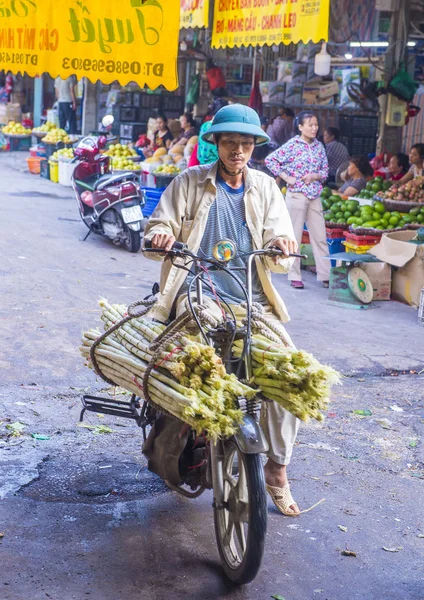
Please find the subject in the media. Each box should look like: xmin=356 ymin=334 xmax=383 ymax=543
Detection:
xmin=150 ymin=233 xmax=176 ymax=252
xmin=271 ymin=237 xmax=298 ymax=264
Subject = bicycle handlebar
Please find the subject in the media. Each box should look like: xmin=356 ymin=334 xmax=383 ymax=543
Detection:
xmin=143 ymin=239 xmax=307 ymax=260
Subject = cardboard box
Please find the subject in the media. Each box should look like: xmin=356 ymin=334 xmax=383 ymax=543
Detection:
xmin=0 ymin=102 xmax=22 ymax=124
xmin=10 ymin=91 xmax=25 ymax=105
xmin=360 ymin=263 xmax=392 ymax=301
xmin=371 ymin=230 xmax=424 ymax=307
xmin=318 ymin=81 xmax=339 ymax=98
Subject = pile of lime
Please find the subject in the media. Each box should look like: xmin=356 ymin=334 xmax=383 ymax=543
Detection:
xmin=349 ymin=201 xmax=424 ymax=230
xmin=356 ymin=176 xmax=392 ymax=199
xmin=321 ymin=187 xmax=424 ymax=229
xmin=321 ymin=188 xmax=360 ymax=224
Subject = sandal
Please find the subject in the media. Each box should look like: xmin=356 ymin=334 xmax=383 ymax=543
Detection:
xmin=290 ymin=281 xmax=304 ymax=289
xmin=266 ymin=483 xmax=300 ymax=517
xmin=322 ymin=281 xmax=329 ymax=288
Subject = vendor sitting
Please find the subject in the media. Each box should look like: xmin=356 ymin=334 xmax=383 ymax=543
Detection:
xmin=397 ymin=143 xmax=424 ymax=184
xmin=336 ymin=155 xmax=373 ymax=197
xmin=143 ymin=114 xmax=174 ymax=157
xmin=388 ymin=153 xmax=409 ymax=181
xmin=323 ymin=127 xmax=349 ymax=183
xmin=169 ymin=112 xmax=197 ymax=148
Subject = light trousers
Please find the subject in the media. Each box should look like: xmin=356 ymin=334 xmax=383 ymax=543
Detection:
xmin=176 ymin=296 xmax=300 ymax=466
xmin=285 ymin=191 xmax=331 ymax=282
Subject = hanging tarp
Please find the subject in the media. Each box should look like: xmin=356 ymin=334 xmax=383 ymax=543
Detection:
xmin=212 ymin=0 xmax=330 ymax=49
xmin=0 ymin=0 xmax=180 ymax=91
xmin=180 ymin=0 xmax=209 ymax=29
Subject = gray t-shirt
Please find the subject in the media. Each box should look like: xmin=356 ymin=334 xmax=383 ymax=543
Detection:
xmin=339 ymin=177 xmax=367 ymax=194
xmin=54 ymin=76 xmax=76 ymax=103
xmin=180 ymin=174 xmax=266 ymax=306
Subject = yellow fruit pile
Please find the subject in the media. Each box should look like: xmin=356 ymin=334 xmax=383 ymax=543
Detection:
xmin=51 ymin=148 xmax=74 ymax=160
xmin=3 ymin=121 xmax=31 ymax=135
xmin=33 ymin=122 xmax=57 ymax=134
xmin=111 ymin=156 xmax=141 ymax=171
xmin=42 ymin=128 xmax=72 ymax=144
xmin=105 ymin=143 xmax=137 ymax=158
xmin=154 ymin=164 xmax=181 ymax=176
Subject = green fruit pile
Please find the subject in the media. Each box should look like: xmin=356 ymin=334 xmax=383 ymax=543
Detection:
xmin=320 ymin=186 xmax=424 ymax=230
xmin=350 ymin=201 xmax=424 ymax=230
xmin=357 ymin=175 xmax=392 ymax=199
xmin=321 ymin=187 xmax=360 ymax=225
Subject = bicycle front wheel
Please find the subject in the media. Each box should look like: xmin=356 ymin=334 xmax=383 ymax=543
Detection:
xmin=213 ymin=440 xmax=267 ymax=584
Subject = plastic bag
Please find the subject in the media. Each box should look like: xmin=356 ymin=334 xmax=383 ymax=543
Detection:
xmin=186 ymin=73 xmax=200 ymax=106
xmin=388 ymin=67 xmax=419 ymax=103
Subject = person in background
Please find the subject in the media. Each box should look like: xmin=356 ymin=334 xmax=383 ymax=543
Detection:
xmin=54 ymin=75 xmax=77 ymax=133
xmin=144 ymin=114 xmax=174 ymax=157
xmin=249 ymin=117 xmax=278 ymax=175
xmin=323 ymin=127 xmax=349 ymax=183
xmin=188 ymin=100 xmax=229 ymax=167
xmin=267 ymin=107 xmax=294 ymax=147
xmin=337 ymin=155 xmax=373 ymax=197
xmin=397 ymin=143 xmax=424 ymax=184
xmin=265 ymin=111 xmax=330 ymax=290
xmin=169 ymin=113 xmax=197 ymax=148
xmin=388 ymin=153 xmax=410 ymax=181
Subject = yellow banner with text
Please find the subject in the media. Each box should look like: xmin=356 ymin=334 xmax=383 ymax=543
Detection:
xmin=0 ymin=0 xmax=180 ymax=90
xmin=180 ymin=0 xmax=209 ymax=29
xmin=212 ymin=0 xmax=329 ymax=49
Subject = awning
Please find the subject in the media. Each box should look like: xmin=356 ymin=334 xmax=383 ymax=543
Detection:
xmin=212 ymin=0 xmax=330 ymax=49
xmin=180 ymin=0 xmax=210 ymax=29
xmin=0 ymin=0 xmax=180 ymax=91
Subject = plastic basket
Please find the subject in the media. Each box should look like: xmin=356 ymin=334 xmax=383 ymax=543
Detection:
xmin=382 ymin=197 xmax=422 ymax=212
xmin=49 ymin=159 xmax=59 ymax=183
xmin=8 ymin=135 xmax=31 ymax=151
xmin=155 ymin=174 xmax=177 ymax=189
xmin=40 ymin=158 xmax=50 ymax=179
xmin=326 ymin=227 xmax=346 ymax=239
xmin=42 ymin=142 xmax=73 ymax=160
xmin=419 ymin=288 xmax=424 ymax=327
xmin=327 ymin=237 xmax=345 ymax=267
xmin=141 ymin=186 xmax=165 ymax=217
xmin=301 ymin=230 xmax=310 ymax=244
xmin=58 ymin=156 xmax=74 ymax=187
xmin=26 ymin=156 xmax=43 ymax=174
xmin=342 ymin=241 xmax=376 ymax=254
xmin=344 ymin=231 xmax=382 ymax=246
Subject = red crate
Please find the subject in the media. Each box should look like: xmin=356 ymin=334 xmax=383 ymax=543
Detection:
xmin=326 ymin=227 xmax=346 ymax=239
xmin=301 ymin=230 xmax=310 ymax=244
xmin=344 ymin=231 xmax=382 ymax=246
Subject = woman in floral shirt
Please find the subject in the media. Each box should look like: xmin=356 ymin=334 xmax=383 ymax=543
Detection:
xmin=265 ymin=111 xmax=330 ymax=289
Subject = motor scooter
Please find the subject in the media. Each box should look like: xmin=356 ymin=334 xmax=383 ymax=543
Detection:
xmin=71 ymin=115 xmax=146 ymax=253
xmin=80 ymin=239 xmax=307 ymax=584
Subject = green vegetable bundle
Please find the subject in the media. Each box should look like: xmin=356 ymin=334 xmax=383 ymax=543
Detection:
xmin=232 ymin=334 xmax=340 ymax=421
xmin=80 ymin=300 xmax=256 ymax=440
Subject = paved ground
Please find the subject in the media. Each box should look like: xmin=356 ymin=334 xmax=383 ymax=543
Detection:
xmin=1 ymin=154 xmax=424 ymax=600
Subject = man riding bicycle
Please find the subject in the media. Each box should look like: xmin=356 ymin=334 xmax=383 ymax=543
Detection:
xmin=143 ymin=104 xmax=301 ymax=516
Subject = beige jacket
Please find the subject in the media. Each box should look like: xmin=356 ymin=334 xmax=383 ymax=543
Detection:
xmin=143 ymin=162 xmax=295 ymax=322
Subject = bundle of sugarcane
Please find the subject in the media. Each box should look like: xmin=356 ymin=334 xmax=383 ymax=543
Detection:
xmin=80 ymin=300 xmax=256 ymax=440
xmin=232 ymin=334 xmax=340 ymax=422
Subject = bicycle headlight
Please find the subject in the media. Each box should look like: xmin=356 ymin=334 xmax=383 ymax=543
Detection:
xmin=212 ymin=239 xmax=237 ymax=262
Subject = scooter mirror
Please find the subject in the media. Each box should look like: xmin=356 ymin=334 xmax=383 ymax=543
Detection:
xmin=102 ymin=114 xmax=114 ymax=128
xmin=98 ymin=135 xmax=108 ymax=149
